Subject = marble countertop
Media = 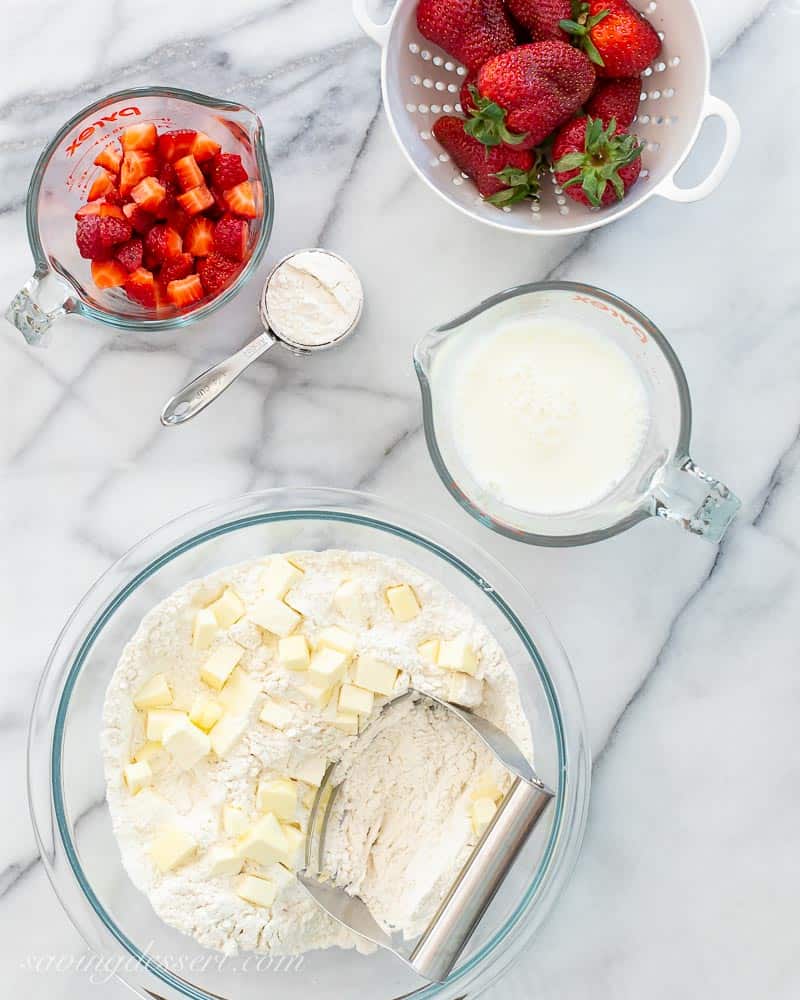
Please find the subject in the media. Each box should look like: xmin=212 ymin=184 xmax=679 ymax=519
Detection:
xmin=2 ymin=0 xmax=798 ymax=996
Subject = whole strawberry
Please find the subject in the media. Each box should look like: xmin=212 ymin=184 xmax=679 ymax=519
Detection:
xmin=552 ymin=115 xmax=642 ymax=206
xmin=560 ymin=0 xmax=661 ymax=76
xmin=432 ymin=116 xmax=542 ymax=205
xmin=506 ymin=0 xmax=572 ymax=42
xmin=585 ymin=76 xmax=642 ymax=130
xmin=460 ymin=72 xmax=479 ymax=115
xmin=416 ymin=0 xmax=516 ymax=73
xmin=466 ymin=41 xmax=595 ymax=149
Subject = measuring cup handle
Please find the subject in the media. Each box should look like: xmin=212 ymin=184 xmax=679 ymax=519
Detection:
xmin=5 ymin=274 xmax=70 ymax=346
xmin=160 ymin=330 xmax=276 ymax=426
xmin=652 ymin=457 xmax=741 ymax=543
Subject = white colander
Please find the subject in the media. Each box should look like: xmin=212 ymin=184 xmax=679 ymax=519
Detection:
xmin=353 ymin=0 xmax=740 ymax=235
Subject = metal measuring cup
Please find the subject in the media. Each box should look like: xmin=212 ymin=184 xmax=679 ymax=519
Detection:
xmin=160 ymin=249 xmax=363 ymax=426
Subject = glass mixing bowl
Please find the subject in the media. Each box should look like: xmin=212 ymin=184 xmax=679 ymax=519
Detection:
xmin=28 ymin=488 xmax=590 ymax=999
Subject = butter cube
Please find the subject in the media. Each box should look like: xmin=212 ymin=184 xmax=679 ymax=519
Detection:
xmin=471 ymin=771 xmax=502 ymax=803
xmin=209 ymin=588 xmax=245 ymax=628
xmin=278 ymin=635 xmax=310 ymax=671
xmin=163 ymin=716 xmax=211 ymax=770
xmin=256 ymin=778 xmax=297 ymax=820
xmin=339 ymin=684 xmax=374 ymax=717
xmin=218 ymin=668 xmax=261 ymax=716
xmin=259 ymin=699 xmax=293 ymax=730
xmin=250 ymin=595 xmax=301 ymax=637
xmin=236 ymin=873 xmax=276 ymax=908
xmin=262 ymin=556 xmax=304 ymax=598
xmin=200 ymin=644 xmax=244 ymax=690
xmin=418 ymin=638 xmax=440 ymax=664
xmin=207 ymin=843 xmax=244 ymax=878
xmin=281 ymin=824 xmax=306 ymax=870
xmin=386 ymin=584 xmax=420 ymax=622
xmin=447 ymin=672 xmax=483 ymax=708
xmin=307 ymin=648 xmax=348 ymax=689
xmin=123 ymin=760 xmax=152 ymax=795
xmin=471 ymin=797 xmax=498 ymax=837
xmin=146 ymin=709 xmax=187 ymax=742
xmin=133 ymin=674 xmax=173 ymax=710
xmin=297 ymin=683 xmax=336 ymax=710
xmin=352 ymin=655 xmax=397 ymax=696
xmin=438 ymin=636 xmax=478 ymax=676
xmin=332 ymin=710 xmax=359 ymax=735
xmin=133 ymin=741 xmax=167 ymax=767
xmin=239 ymin=813 xmax=290 ymax=866
xmin=149 ymin=828 xmax=197 ymax=873
xmin=188 ymin=694 xmax=223 ymax=732
xmin=192 ymin=608 xmax=218 ymax=650
xmin=222 ymin=804 xmax=250 ymax=838
xmin=292 ymin=756 xmax=327 ymax=787
xmin=209 ymin=713 xmax=247 ymax=757
xmin=333 ymin=580 xmax=364 ymax=620
xmin=318 ymin=625 xmax=357 ymax=656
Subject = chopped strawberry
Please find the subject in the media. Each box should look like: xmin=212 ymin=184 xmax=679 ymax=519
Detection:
xmin=197 ymin=252 xmax=239 ymax=295
xmin=115 ymin=238 xmax=144 ymax=273
xmin=165 ymin=205 xmax=191 ymax=236
xmin=88 ymin=170 xmax=116 ymax=201
xmin=158 ymin=129 xmax=197 ymax=162
xmin=75 ymin=202 xmax=102 ymax=219
xmin=99 ymin=215 xmax=132 ymax=245
xmin=76 ymin=214 xmax=131 ymax=259
xmin=121 ymin=122 xmax=157 ymax=151
xmin=104 ymin=187 xmax=124 ymax=205
xmin=120 ymin=151 xmax=158 ymax=196
xmin=131 ymin=176 xmax=167 ymax=214
xmin=94 ymin=142 xmax=122 ymax=174
xmin=174 ymin=154 xmax=204 ymax=191
xmin=222 ymin=180 xmax=257 ymax=218
xmin=209 ymin=152 xmax=248 ymax=190
xmin=166 ymin=274 xmax=204 ymax=307
xmin=177 ymin=185 xmax=215 ymax=215
xmin=122 ymin=202 xmax=155 ymax=235
xmin=160 ymin=252 xmax=195 ymax=284
xmin=191 ymin=131 xmax=221 ymax=163
xmin=213 ymin=215 xmax=248 ymax=261
xmin=99 ymin=203 xmax=126 ymax=220
xmin=91 ymin=259 xmax=128 ymax=289
xmin=184 ymin=216 xmax=215 ymax=256
xmin=144 ymin=224 xmax=183 ymax=263
xmin=124 ymin=267 xmax=157 ymax=307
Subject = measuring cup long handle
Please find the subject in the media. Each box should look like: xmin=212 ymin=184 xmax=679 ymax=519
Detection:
xmin=160 ymin=330 xmax=277 ymax=426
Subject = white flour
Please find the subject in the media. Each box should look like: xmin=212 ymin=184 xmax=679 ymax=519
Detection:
xmin=102 ymin=550 xmax=531 ymax=957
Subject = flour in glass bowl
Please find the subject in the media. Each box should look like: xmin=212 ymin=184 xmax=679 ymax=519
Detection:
xmin=101 ymin=550 xmax=532 ymax=957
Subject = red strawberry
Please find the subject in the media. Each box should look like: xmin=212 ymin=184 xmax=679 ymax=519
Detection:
xmin=416 ymin=0 xmax=516 ymax=72
xmin=221 ymin=181 xmax=257 ymax=218
xmin=213 ymin=216 xmax=248 ymax=261
xmin=506 ymin=0 xmax=571 ymax=41
xmin=75 ymin=203 xmax=102 ymax=219
xmin=166 ymin=274 xmax=204 ymax=307
xmin=208 ymin=153 xmax=248 ymax=190
xmin=122 ymin=202 xmax=155 ymax=235
xmin=115 ymin=238 xmax=144 ymax=273
xmin=120 ymin=151 xmax=158 ymax=196
xmin=585 ymin=76 xmax=642 ymax=130
xmin=165 ymin=205 xmax=191 ymax=236
xmin=158 ymin=129 xmax=197 ymax=162
xmin=184 ymin=216 xmax=215 ymax=256
xmin=91 ymin=259 xmax=128 ymax=289
xmin=160 ymin=252 xmax=195 ymax=284
xmin=177 ymin=185 xmax=215 ymax=215
xmin=124 ymin=267 xmax=157 ymax=307
xmin=131 ymin=176 xmax=167 ymax=214
xmin=561 ymin=0 xmax=661 ymax=76
xmin=197 ymin=252 xmax=239 ymax=295
xmin=121 ymin=122 xmax=157 ymax=151
xmin=191 ymin=131 xmax=221 ymax=163
xmin=552 ymin=115 xmax=642 ymax=206
xmin=432 ymin=116 xmax=542 ymax=204
xmin=88 ymin=170 xmax=116 ymax=201
xmin=94 ymin=142 xmax=122 ymax=174
xmin=467 ymin=41 xmax=595 ymax=149
xmin=76 ymin=214 xmax=131 ymax=259
xmin=145 ymin=224 xmax=183 ymax=264
xmin=99 ymin=215 xmax=132 ymax=245
xmin=174 ymin=154 xmax=204 ymax=191
xmin=459 ymin=72 xmax=479 ymax=114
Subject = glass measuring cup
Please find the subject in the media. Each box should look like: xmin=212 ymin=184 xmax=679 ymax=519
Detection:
xmin=415 ymin=282 xmax=740 ymax=546
xmin=5 ymin=87 xmax=274 ymax=345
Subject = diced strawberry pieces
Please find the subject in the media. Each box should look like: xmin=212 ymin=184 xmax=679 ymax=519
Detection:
xmin=160 ymin=252 xmax=195 ymax=284
xmin=184 ymin=216 xmax=215 ymax=256
xmin=120 ymin=151 xmax=159 ymax=195
xmin=91 ymin=259 xmax=128 ymax=289
xmin=209 ymin=152 xmax=248 ymax=190
xmin=75 ymin=202 xmax=102 ymax=218
xmin=99 ymin=203 xmax=126 ymax=220
xmin=158 ymin=129 xmax=197 ymax=162
xmin=94 ymin=142 xmax=122 ymax=174
xmin=76 ymin=216 xmax=111 ymax=260
xmin=167 ymin=274 xmax=204 ymax=307
xmin=99 ymin=215 xmax=132 ymax=245
xmin=88 ymin=170 xmax=116 ymax=201
xmin=131 ymin=176 xmax=167 ymax=214
xmin=121 ymin=122 xmax=158 ymax=151
xmin=123 ymin=202 xmax=155 ymax=235
xmin=191 ymin=131 xmax=221 ymax=163
xmin=115 ymin=238 xmax=144 ymax=273
xmin=222 ymin=180 xmax=257 ymax=218
xmin=177 ymin=185 xmax=215 ymax=216
xmin=145 ymin=224 xmax=183 ymax=264
xmin=124 ymin=267 xmax=157 ymax=307
xmin=174 ymin=154 xmax=204 ymax=192
xmin=213 ymin=215 xmax=248 ymax=261
xmin=165 ymin=205 xmax=191 ymax=236
xmin=197 ymin=252 xmax=240 ymax=295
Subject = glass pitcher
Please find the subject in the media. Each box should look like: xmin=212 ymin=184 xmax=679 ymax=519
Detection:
xmin=5 ymin=87 xmax=274 ymax=345
xmin=415 ymin=282 xmax=740 ymax=547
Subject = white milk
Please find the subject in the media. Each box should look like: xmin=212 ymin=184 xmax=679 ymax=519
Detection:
xmin=449 ymin=317 xmax=650 ymax=515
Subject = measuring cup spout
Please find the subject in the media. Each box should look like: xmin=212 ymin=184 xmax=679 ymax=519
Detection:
xmin=652 ymin=457 xmax=740 ymax=543
xmin=5 ymin=273 xmax=71 ymax=346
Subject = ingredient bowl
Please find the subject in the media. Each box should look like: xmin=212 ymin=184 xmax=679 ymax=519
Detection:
xmin=28 ymin=488 xmax=589 ymax=1000
xmin=353 ymin=0 xmax=740 ymax=235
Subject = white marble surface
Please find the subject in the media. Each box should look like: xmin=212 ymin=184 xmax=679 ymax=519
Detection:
xmin=1 ymin=0 xmax=798 ymax=996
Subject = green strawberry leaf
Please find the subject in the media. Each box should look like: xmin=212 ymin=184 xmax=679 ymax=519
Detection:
xmin=464 ymin=96 xmax=529 ymax=148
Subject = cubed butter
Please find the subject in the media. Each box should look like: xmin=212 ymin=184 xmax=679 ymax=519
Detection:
xmin=292 ymin=756 xmax=327 ymax=787
xmin=471 ymin=771 xmax=503 ymax=804
xmin=261 ymin=556 xmax=304 ymax=598
xmin=133 ymin=741 xmax=167 ymax=767
xmin=317 ymin=625 xmax=357 ymax=656
xmin=471 ymin=797 xmax=498 ymax=837
xmin=239 ymin=813 xmax=290 ymax=866
xmin=278 ymin=634 xmax=310 ymax=671
xmin=236 ymin=873 xmax=276 ymax=908
xmin=351 ymin=655 xmax=397 ymax=696
xmin=447 ymin=672 xmax=483 ymax=708
xmin=222 ymin=804 xmax=250 ymax=838
xmin=259 ymin=699 xmax=293 ymax=730
xmin=307 ymin=648 xmax=348 ymax=689
xmin=146 ymin=709 xmax=187 ymax=743
xmin=332 ymin=710 xmax=359 ymax=735
xmin=123 ymin=760 xmax=152 ymax=795
xmin=418 ymin=638 xmax=440 ymax=664
xmin=386 ymin=583 xmax=420 ymax=622
xmin=438 ymin=636 xmax=478 ymax=676
xmin=297 ymin=683 xmax=336 ymax=710
xmin=149 ymin=828 xmax=197 ymax=873
xmin=192 ymin=608 xmax=218 ymax=650
xmin=256 ymin=778 xmax=297 ymax=820
xmin=280 ymin=824 xmax=306 ymax=870
xmin=200 ymin=644 xmax=244 ymax=690
xmin=218 ymin=667 xmax=261 ymax=716
xmin=250 ymin=594 xmax=301 ymax=637
xmin=163 ymin=716 xmax=211 ymax=770
xmin=333 ymin=580 xmax=363 ymax=620
xmin=189 ymin=694 xmax=224 ymax=732
xmin=209 ymin=588 xmax=245 ymax=628
xmin=209 ymin=713 xmax=247 ymax=757
xmin=133 ymin=673 xmax=173 ymax=710
xmin=207 ymin=842 xmax=244 ymax=878
xmin=338 ymin=684 xmax=374 ymax=717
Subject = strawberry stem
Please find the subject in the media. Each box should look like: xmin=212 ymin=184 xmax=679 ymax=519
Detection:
xmin=554 ymin=117 xmax=642 ymax=207
xmin=463 ymin=88 xmax=529 ymax=148
xmin=487 ymin=150 xmax=546 ymax=207
xmin=560 ymin=2 xmax=610 ymax=67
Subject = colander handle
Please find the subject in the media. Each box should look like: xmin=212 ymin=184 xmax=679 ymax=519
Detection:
xmin=654 ymin=95 xmax=741 ymax=204
xmin=352 ymin=0 xmax=391 ymax=46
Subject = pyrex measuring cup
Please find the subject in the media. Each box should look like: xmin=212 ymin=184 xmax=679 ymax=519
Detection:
xmin=5 ymin=87 xmax=273 ymax=345
xmin=416 ymin=282 xmax=740 ymax=546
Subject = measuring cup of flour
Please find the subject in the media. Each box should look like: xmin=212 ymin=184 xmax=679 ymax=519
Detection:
xmin=161 ymin=249 xmax=363 ymax=425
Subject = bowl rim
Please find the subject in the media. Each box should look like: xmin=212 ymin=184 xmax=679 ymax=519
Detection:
xmin=28 ymin=487 xmax=591 ymax=1000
